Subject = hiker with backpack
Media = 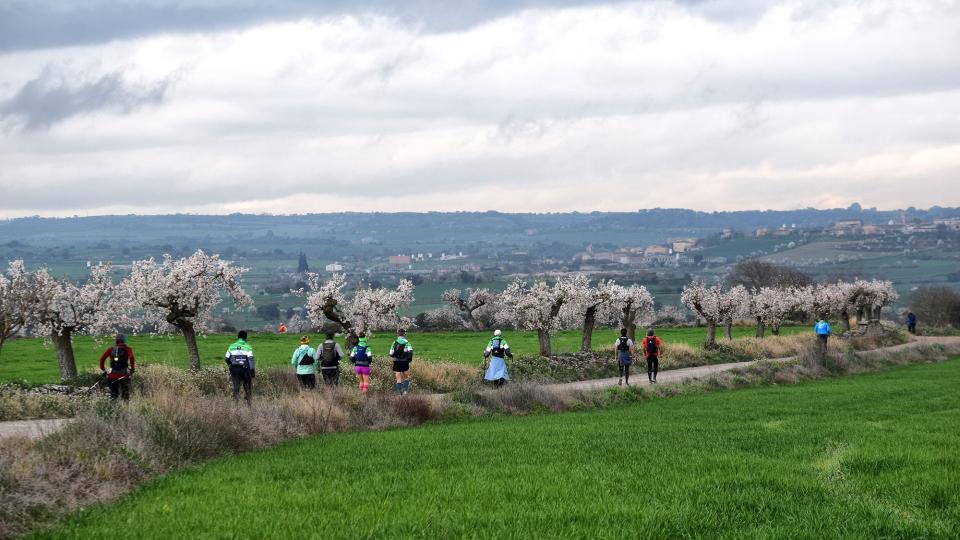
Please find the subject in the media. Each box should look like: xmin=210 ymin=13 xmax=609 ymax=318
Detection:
xmin=641 ymin=329 xmax=662 ymax=384
xmin=291 ymin=335 xmax=317 ymax=389
xmin=483 ymin=329 xmax=513 ymax=387
xmin=225 ymin=330 xmax=255 ymax=404
xmin=350 ymin=333 xmax=373 ymax=394
xmin=390 ymin=329 xmax=414 ymax=395
xmin=814 ymin=318 xmax=831 ymax=355
xmin=98 ymin=334 xmax=135 ymax=401
xmin=612 ymin=328 xmax=635 ymax=386
xmin=314 ymin=331 xmax=345 ymax=386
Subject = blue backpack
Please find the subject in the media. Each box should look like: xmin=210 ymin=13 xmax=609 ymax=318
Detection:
xmin=354 ymin=345 xmax=370 ymax=363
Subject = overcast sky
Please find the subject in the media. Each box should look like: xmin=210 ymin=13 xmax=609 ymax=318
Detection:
xmin=1 ymin=0 xmax=959 ymax=217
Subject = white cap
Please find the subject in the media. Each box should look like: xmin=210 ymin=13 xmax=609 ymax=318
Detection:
xmin=494 ymin=329 xmax=502 ymax=337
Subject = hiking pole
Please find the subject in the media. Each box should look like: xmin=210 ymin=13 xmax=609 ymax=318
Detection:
xmin=83 ymin=373 xmax=107 ymax=394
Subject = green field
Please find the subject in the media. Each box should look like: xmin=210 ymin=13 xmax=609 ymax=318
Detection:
xmin=35 ymin=359 xmax=960 ymax=538
xmin=0 ymin=326 xmax=805 ymax=385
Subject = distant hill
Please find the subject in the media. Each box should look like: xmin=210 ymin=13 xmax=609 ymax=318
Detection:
xmin=2 ymin=205 xmax=958 ymax=249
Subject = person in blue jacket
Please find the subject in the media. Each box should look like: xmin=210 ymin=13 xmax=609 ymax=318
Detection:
xmin=906 ymin=311 xmax=917 ymax=335
xmin=814 ymin=318 xmax=831 ymax=355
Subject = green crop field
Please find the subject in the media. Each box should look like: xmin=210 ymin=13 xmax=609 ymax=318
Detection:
xmin=0 ymin=326 xmax=806 ymax=385
xmin=34 ymin=359 xmax=960 ymax=539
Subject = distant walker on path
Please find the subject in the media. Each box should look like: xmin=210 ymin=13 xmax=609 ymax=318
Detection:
xmin=483 ymin=329 xmax=513 ymax=387
xmin=641 ymin=329 xmax=662 ymax=384
xmin=98 ymin=334 xmax=135 ymax=401
xmin=613 ymin=329 xmax=635 ymax=386
xmin=315 ymin=332 xmax=345 ymax=387
xmin=225 ymin=330 xmax=255 ymax=404
xmin=906 ymin=311 xmax=917 ymax=335
xmin=814 ymin=319 xmax=831 ymax=355
xmin=390 ymin=329 xmax=414 ymax=395
xmin=291 ymin=335 xmax=317 ymax=389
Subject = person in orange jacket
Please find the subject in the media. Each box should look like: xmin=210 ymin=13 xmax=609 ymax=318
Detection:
xmin=640 ymin=329 xmax=662 ymax=384
xmin=98 ymin=334 xmax=135 ymax=400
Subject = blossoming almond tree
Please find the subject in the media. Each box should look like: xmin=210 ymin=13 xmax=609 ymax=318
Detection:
xmin=598 ymin=283 xmax=654 ymax=343
xmin=0 ymin=261 xmax=31 ymax=360
xmin=303 ymin=273 xmax=414 ymax=348
xmin=441 ymin=287 xmax=495 ymax=331
xmin=20 ymin=263 xmax=131 ymax=380
xmin=129 ymin=250 xmax=251 ymax=371
xmin=750 ymin=286 xmax=801 ymax=337
xmin=720 ymin=285 xmax=752 ymax=340
xmin=681 ymin=282 xmax=749 ymax=349
xmin=499 ymin=276 xmax=581 ymax=356
xmin=563 ymin=277 xmax=618 ymax=352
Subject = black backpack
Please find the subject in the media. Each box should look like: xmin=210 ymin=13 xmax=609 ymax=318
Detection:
xmin=319 ymin=341 xmax=340 ymax=367
xmin=110 ymin=346 xmax=129 ymax=372
xmin=391 ymin=341 xmax=408 ymax=361
xmin=617 ymin=337 xmax=631 ymax=352
xmin=644 ymin=337 xmax=658 ymax=356
xmin=490 ymin=338 xmax=505 ymax=357
xmin=298 ymin=347 xmax=315 ymax=366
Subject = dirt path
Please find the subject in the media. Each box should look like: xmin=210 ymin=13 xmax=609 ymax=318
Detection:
xmin=3 ymin=336 xmax=958 ymax=441
xmin=546 ymin=335 xmax=960 ymax=393
xmin=0 ymin=418 xmax=73 ymax=441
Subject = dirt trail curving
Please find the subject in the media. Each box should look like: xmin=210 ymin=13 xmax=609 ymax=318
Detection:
xmin=2 ymin=336 xmax=958 ymax=441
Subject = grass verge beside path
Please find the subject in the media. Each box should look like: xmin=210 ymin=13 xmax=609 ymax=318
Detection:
xmin=34 ymin=358 xmax=960 ymax=539
xmin=0 ymin=326 xmax=806 ymax=385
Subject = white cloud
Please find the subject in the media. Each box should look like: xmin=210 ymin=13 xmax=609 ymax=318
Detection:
xmin=1 ymin=0 xmax=959 ymax=217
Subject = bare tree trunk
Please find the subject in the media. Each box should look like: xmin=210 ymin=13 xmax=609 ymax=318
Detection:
xmin=755 ymin=317 xmax=765 ymax=338
xmin=181 ymin=323 xmax=202 ymax=371
xmin=581 ymin=306 xmax=597 ymax=352
xmin=463 ymin=309 xmax=480 ymax=332
xmin=51 ymin=329 xmax=78 ymax=380
xmin=841 ymin=308 xmax=851 ymax=332
xmin=344 ymin=332 xmax=359 ymax=351
xmin=724 ymin=319 xmax=733 ymax=340
xmin=772 ymin=324 xmax=781 ymax=336
xmin=537 ymin=329 xmax=551 ymax=357
xmin=704 ymin=322 xmax=718 ymax=349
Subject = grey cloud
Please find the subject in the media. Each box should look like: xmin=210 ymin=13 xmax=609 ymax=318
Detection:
xmin=0 ymin=67 xmax=171 ymax=130
xmin=0 ymin=0 xmax=760 ymax=52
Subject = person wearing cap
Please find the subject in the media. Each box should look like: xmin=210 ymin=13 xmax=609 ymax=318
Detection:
xmin=98 ymin=334 xmax=136 ymax=401
xmin=225 ymin=330 xmax=255 ymax=404
xmin=483 ymin=329 xmax=513 ymax=387
xmin=291 ymin=335 xmax=317 ymax=389
xmin=314 ymin=331 xmax=345 ymax=387
xmin=390 ymin=329 xmax=414 ymax=395
xmin=349 ymin=333 xmax=373 ymax=394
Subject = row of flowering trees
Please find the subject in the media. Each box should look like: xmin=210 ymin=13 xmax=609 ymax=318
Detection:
xmin=681 ymin=279 xmax=899 ymax=348
xmin=0 ymin=251 xmax=251 ymax=379
xmin=0 ymin=250 xmax=901 ymax=378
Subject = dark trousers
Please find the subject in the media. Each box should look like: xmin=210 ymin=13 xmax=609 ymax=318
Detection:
xmin=907 ymin=323 xmax=916 ymax=335
xmin=618 ymin=363 xmax=631 ymax=382
xmin=321 ymin=369 xmax=339 ymax=386
xmin=108 ymin=377 xmax=130 ymax=401
xmin=230 ymin=368 xmax=253 ymax=404
xmin=818 ymin=334 xmax=829 ymax=355
xmin=296 ymin=373 xmax=316 ymax=389
xmin=646 ymin=356 xmax=659 ymax=381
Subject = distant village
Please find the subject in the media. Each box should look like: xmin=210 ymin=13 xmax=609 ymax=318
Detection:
xmin=296 ymin=215 xmax=960 ymax=282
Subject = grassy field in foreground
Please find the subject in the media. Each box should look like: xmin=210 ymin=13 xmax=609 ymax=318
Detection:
xmin=0 ymin=326 xmax=805 ymax=384
xmin=35 ymin=359 xmax=960 ymax=539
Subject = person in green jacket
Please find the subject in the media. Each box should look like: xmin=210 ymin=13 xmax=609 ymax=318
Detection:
xmin=291 ymin=335 xmax=317 ymax=389
xmin=390 ymin=329 xmax=414 ymax=395
xmin=350 ymin=333 xmax=373 ymax=394
xmin=224 ymin=330 xmax=255 ymax=404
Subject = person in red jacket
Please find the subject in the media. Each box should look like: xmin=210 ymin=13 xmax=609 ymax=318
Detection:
xmin=641 ymin=329 xmax=662 ymax=384
xmin=98 ymin=334 xmax=135 ymax=400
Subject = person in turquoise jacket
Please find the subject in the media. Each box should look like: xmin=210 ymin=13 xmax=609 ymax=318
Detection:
xmin=291 ymin=335 xmax=317 ymax=389
xmin=814 ymin=319 xmax=831 ymax=355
